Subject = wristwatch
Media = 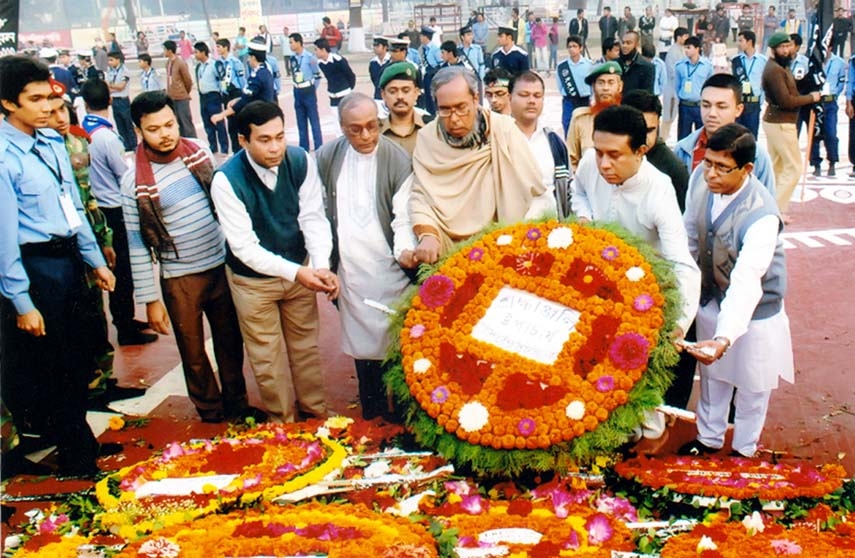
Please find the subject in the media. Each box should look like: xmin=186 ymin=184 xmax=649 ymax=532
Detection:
xmin=713 ymin=336 xmax=731 ymax=358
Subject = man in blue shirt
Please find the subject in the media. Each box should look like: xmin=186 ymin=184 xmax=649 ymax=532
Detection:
xmin=194 ymin=41 xmax=229 ymax=155
xmin=418 ymin=27 xmax=442 ymax=114
xmin=846 ymin=54 xmax=855 ymax=177
xmin=215 ymin=38 xmax=246 ymax=154
xmin=289 ymin=33 xmax=323 ymax=151
xmin=369 ymin=37 xmax=391 ymax=101
xmin=674 ymin=36 xmax=713 ymax=140
xmin=0 ymin=56 xmax=116 ymax=478
xmin=472 ymin=12 xmax=489 ymax=64
xmin=106 ymin=50 xmax=136 ymax=151
xmin=732 ymin=31 xmax=767 ymax=137
xmin=459 ymin=25 xmax=485 ymax=95
xmin=556 ymin=34 xmax=593 ymax=136
xmin=809 ymin=51 xmax=846 ymax=177
xmin=212 ymin=38 xmax=275 ymax=129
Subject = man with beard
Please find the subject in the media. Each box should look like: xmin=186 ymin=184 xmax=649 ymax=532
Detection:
xmin=620 ymin=31 xmax=656 ymax=93
xmin=761 ymin=32 xmax=820 ymax=221
xmin=572 ymin=105 xmax=700 ymax=448
xmin=378 ymin=62 xmax=433 ymax=155
xmin=121 ymin=91 xmax=260 ymax=424
xmin=314 ymin=93 xmax=417 ymax=420
xmin=410 ymin=67 xmax=555 ymax=263
xmin=566 ymin=61 xmax=623 ymax=170
xmin=674 ymin=36 xmax=713 ymax=140
xmin=483 ymin=68 xmax=512 ymax=114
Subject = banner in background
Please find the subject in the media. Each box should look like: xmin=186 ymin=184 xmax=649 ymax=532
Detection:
xmin=0 ymin=0 xmax=19 ymax=56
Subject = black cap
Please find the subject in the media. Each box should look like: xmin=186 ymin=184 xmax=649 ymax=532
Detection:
xmin=420 ymin=26 xmax=435 ymax=39
xmin=373 ymin=36 xmax=389 ymax=47
xmin=459 ymin=25 xmax=473 ymax=36
xmin=497 ymin=26 xmax=515 ymax=36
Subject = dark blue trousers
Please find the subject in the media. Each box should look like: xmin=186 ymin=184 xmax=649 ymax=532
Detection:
xmin=294 ymin=86 xmax=323 ymax=151
xmin=736 ymin=105 xmax=761 ymax=137
xmin=111 ymin=96 xmax=137 ymax=151
xmin=677 ymin=103 xmax=703 ymax=140
xmin=200 ymin=92 xmax=229 ymax=154
xmin=809 ymin=101 xmax=839 ymax=166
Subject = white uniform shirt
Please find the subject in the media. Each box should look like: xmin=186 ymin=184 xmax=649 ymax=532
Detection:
xmin=334 ymin=146 xmax=416 ymax=359
xmin=572 ymin=149 xmax=701 ymax=334
xmin=210 ymin=152 xmax=332 ymax=281
xmin=526 ymin=126 xmax=556 ymax=192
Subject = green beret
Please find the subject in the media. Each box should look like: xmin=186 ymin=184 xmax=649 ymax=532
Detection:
xmin=767 ymin=31 xmax=792 ymax=49
xmin=379 ymin=61 xmax=420 ymax=89
xmin=584 ymin=61 xmax=623 ymax=85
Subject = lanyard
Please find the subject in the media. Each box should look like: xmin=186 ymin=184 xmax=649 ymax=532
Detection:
xmin=30 ymin=142 xmax=64 ymax=192
xmin=687 ymin=60 xmax=702 ymax=79
xmin=745 ymin=56 xmax=755 ymax=79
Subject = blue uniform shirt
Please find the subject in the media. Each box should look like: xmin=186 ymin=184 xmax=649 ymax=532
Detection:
xmin=222 ymin=54 xmax=246 ymax=92
xmin=555 ymin=56 xmax=593 ymax=98
xmin=290 ymin=49 xmax=320 ymax=85
xmin=731 ymin=52 xmax=767 ymax=103
xmin=790 ymin=53 xmax=809 ymax=82
xmin=195 ymin=59 xmax=221 ymax=94
xmin=653 ymin=56 xmax=667 ymax=97
xmin=674 ymin=57 xmax=714 ymax=102
xmin=823 ymin=54 xmax=846 ymax=97
xmin=419 ymin=43 xmax=442 ymax=69
xmin=459 ymin=44 xmax=485 ymax=79
xmin=0 ymin=121 xmax=106 ymax=314
xmin=233 ymin=63 xmax=275 ymax=114
xmin=846 ymin=55 xmax=855 ymax=99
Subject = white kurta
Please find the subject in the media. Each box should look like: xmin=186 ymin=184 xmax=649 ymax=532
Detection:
xmin=685 ymin=185 xmax=795 ymax=392
xmin=335 ymin=146 xmax=416 ymax=360
xmin=572 ymin=150 xmax=701 ymax=335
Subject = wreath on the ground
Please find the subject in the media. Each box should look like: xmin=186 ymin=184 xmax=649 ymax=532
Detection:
xmin=387 ymin=220 xmax=681 ymax=475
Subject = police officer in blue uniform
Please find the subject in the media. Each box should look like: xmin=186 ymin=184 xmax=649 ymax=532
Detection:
xmin=212 ymin=37 xmax=275 ymax=126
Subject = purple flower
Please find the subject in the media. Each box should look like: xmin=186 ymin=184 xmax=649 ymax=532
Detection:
xmin=444 ymin=480 xmax=472 ymax=496
xmin=595 ymin=494 xmax=638 ymax=522
xmin=517 ymin=418 xmax=536 ymax=436
xmin=608 ymin=332 xmax=650 ymax=370
xmin=585 ymin=513 xmax=614 ymax=545
xmin=595 ymin=375 xmax=615 ymax=393
xmin=526 ymin=227 xmax=542 ymax=241
xmin=461 ymin=494 xmax=485 ymax=514
xmin=419 ymin=274 xmax=455 ymax=308
xmin=601 ymin=246 xmax=619 ymax=260
xmin=431 ymin=386 xmax=449 ymax=404
xmin=468 ymin=247 xmax=484 ymax=261
xmin=770 ymin=539 xmax=803 ymax=555
xmin=633 ymin=294 xmax=654 ymax=312
xmin=409 ymin=324 xmax=426 ymax=339
xmin=564 ymin=530 xmax=580 ymax=549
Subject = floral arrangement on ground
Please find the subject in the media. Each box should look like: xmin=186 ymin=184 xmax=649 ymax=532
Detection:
xmin=94 ymin=420 xmax=349 ymax=539
xmin=615 ymin=455 xmax=848 ymax=501
xmin=386 ymin=219 xmax=682 ymax=475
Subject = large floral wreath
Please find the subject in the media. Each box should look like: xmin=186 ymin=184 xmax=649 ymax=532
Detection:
xmin=95 ymin=424 xmax=347 ymax=538
xmin=387 ymin=220 xmax=681 ymax=475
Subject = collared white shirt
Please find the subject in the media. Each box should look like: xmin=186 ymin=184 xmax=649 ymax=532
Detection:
xmin=210 ymin=151 xmax=332 ymax=281
xmin=572 ymin=149 xmax=701 ymax=334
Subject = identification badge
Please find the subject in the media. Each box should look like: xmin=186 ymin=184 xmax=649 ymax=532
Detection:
xmin=742 ymin=81 xmax=752 ymax=95
xmin=59 ymin=192 xmax=83 ymax=230
xmin=683 ymin=81 xmax=692 ymax=93
xmin=294 ymin=71 xmax=304 ymax=83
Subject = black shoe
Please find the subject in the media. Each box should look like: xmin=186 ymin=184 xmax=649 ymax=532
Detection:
xmin=117 ymin=330 xmax=158 ymax=346
xmin=132 ymin=319 xmax=152 ymax=331
xmin=0 ymin=448 xmax=53 ymax=481
xmin=729 ymin=450 xmax=754 ymax=458
xmin=812 ymin=166 xmax=821 ymax=178
xmin=828 ymin=165 xmax=836 ymax=177
xmin=677 ymin=439 xmax=720 ymax=457
xmin=54 ymin=464 xmax=100 ymax=480
xmin=99 ymin=442 xmax=123 ymax=457
xmin=226 ymin=406 xmax=268 ymax=424
xmin=199 ymin=412 xmax=225 ymax=423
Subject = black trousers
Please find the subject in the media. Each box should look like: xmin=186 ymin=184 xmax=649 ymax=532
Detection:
xmin=0 ymin=245 xmax=99 ymax=471
xmin=354 ymin=359 xmax=393 ymax=420
xmin=100 ymin=206 xmax=136 ymax=333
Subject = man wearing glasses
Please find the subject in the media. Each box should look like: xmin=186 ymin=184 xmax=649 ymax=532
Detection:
xmin=410 ymin=66 xmax=555 ymax=263
xmin=314 ymin=92 xmax=417 ymax=421
xmin=483 ymin=68 xmax=512 ymax=114
xmin=680 ymin=123 xmax=792 ymax=459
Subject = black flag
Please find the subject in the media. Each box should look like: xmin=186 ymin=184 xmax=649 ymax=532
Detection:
xmin=0 ymin=0 xmax=20 ymax=57
xmin=806 ymin=0 xmax=835 ymax=140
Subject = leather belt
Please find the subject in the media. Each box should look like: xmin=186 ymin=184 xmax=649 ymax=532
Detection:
xmin=742 ymin=95 xmax=760 ymax=103
xmin=329 ymin=87 xmax=353 ymax=99
xmin=679 ymin=100 xmax=700 ymax=107
xmin=820 ymin=94 xmax=837 ymax=103
xmin=20 ymin=235 xmax=78 ymax=258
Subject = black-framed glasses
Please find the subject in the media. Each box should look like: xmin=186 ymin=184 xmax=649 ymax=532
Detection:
xmin=436 ymin=104 xmax=472 ymax=118
xmin=702 ymin=158 xmax=740 ymax=175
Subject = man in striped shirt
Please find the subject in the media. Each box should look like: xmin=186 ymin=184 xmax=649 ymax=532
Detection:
xmin=121 ymin=91 xmax=261 ymax=424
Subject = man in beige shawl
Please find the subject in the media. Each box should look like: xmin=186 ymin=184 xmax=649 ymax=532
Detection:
xmin=411 ymin=66 xmax=555 ymax=263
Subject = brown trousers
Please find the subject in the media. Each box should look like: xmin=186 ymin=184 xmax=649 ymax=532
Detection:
xmin=226 ymin=267 xmax=327 ymax=422
xmin=161 ymin=265 xmax=247 ymax=420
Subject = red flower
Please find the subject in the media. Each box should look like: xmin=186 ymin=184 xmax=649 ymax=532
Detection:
xmin=562 ymin=259 xmax=620 ymax=300
xmin=439 ymin=273 xmax=484 ymax=327
xmin=419 ymin=274 xmax=455 ymax=308
xmin=496 ymin=372 xmax=566 ymax=410
xmin=500 ymin=252 xmax=555 ymax=277
xmin=440 ymin=342 xmax=493 ymax=396
xmin=608 ymin=333 xmax=650 ymax=370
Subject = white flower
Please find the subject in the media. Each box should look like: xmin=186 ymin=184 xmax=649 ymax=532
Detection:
xmin=458 ymin=401 xmax=489 ymax=432
xmin=565 ymin=400 xmax=586 ymax=420
xmin=315 ymin=426 xmax=331 ymax=438
xmin=496 ymin=234 xmax=513 ymax=246
xmin=547 ymin=226 xmax=574 ymax=249
xmin=742 ymin=511 xmax=766 ymax=534
xmin=4 ymin=535 xmax=21 ymax=549
xmin=138 ymin=537 xmax=181 ymax=558
xmin=697 ymin=535 xmax=718 ymax=551
xmin=364 ymin=459 xmax=392 ymax=478
xmin=413 ymin=358 xmax=431 ymax=374
xmin=625 ymin=266 xmax=645 ymax=282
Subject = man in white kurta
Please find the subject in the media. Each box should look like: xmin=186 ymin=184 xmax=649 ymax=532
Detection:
xmin=314 ymin=93 xmax=418 ymax=420
xmin=681 ymin=123 xmax=793 ymax=458
xmin=571 ymin=105 xmax=701 ymax=444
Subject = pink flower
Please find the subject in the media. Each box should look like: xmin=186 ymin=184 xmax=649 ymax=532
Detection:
xmin=162 ymin=442 xmax=185 ymax=460
xmin=770 ymin=539 xmax=803 ymax=555
xmin=444 ymin=480 xmax=472 ymax=496
xmin=595 ymin=495 xmax=638 ymax=522
xmin=601 ymin=246 xmax=619 ymax=260
xmin=461 ymin=494 xmax=485 ymax=514
xmin=431 ymin=386 xmax=449 ymax=403
xmin=526 ymin=227 xmax=542 ymax=241
xmin=419 ymin=275 xmax=455 ymax=308
xmin=595 ymin=375 xmax=615 ymax=392
xmin=585 ymin=513 xmax=614 ymax=545
xmin=564 ymin=530 xmax=580 ymax=549
xmin=633 ymin=294 xmax=654 ymax=312
xmin=409 ymin=324 xmax=426 ymax=338
xmin=468 ymin=247 xmax=484 ymax=261
xmin=608 ymin=332 xmax=650 ymax=370
xmin=517 ymin=418 xmax=536 ymax=436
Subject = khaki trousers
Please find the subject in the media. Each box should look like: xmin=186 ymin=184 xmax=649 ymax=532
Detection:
xmin=226 ymin=267 xmax=326 ymax=422
xmin=762 ymin=121 xmax=801 ymax=213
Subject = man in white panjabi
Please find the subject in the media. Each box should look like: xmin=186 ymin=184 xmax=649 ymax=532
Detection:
xmin=572 ymin=104 xmax=701 ymax=448
xmin=679 ymin=123 xmax=793 ymax=458
xmin=314 ymin=93 xmax=418 ymax=420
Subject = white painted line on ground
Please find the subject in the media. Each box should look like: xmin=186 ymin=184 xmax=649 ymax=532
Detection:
xmin=781 ymin=228 xmax=855 ymax=249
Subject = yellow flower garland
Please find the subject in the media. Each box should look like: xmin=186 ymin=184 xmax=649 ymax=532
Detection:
xmin=401 ymin=222 xmax=665 ymax=451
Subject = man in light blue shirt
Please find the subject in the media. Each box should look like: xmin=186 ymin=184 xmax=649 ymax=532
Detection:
xmin=732 ymin=30 xmax=767 ymax=137
xmin=288 ymin=32 xmax=323 ymax=151
xmin=194 ymin=41 xmax=228 ymax=154
xmin=215 ymin=38 xmax=246 ymax=154
xmin=809 ymin=51 xmax=846 ymax=176
xmin=556 ymin=34 xmax=593 ymax=136
xmin=0 ymin=56 xmax=115 ymax=478
xmin=472 ymin=12 xmax=489 ymax=63
xmin=106 ymin=50 xmax=136 ymax=151
xmin=674 ymin=36 xmax=713 ymax=140
xmin=790 ymin=33 xmax=812 ymax=136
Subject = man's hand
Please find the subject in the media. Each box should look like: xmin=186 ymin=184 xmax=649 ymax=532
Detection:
xmin=146 ymin=301 xmax=171 ymax=335
xmin=102 ymin=246 xmax=117 ymax=269
xmin=686 ymin=338 xmax=728 ymax=365
xmin=296 ymin=266 xmax=339 ymax=300
xmin=811 ymin=91 xmax=822 ymax=103
xmin=211 ymin=112 xmax=225 ymax=125
xmin=577 ymin=216 xmax=591 ymax=224
xmin=414 ymin=236 xmax=441 ymax=265
xmin=670 ymin=327 xmax=686 ymax=352
xmin=93 ymin=266 xmax=116 ymax=292
xmin=847 ymin=102 xmax=854 ymax=119
xmin=17 ymin=310 xmax=45 ymax=337
xmin=397 ymin=249 xmax=418 ymax=269
xmin=316 ymin=268 xmax=340 ymax=300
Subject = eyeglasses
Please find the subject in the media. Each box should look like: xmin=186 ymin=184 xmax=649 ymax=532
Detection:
xmin=485 ymin=90 xmax=508 ymax=98
xmin=702 ymin=158 xmax=740 ymax=175
xmin=436 ymin=104 xmax=473 ymax=118
xmin=345 ymin=121 xmax=380 ymax=136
